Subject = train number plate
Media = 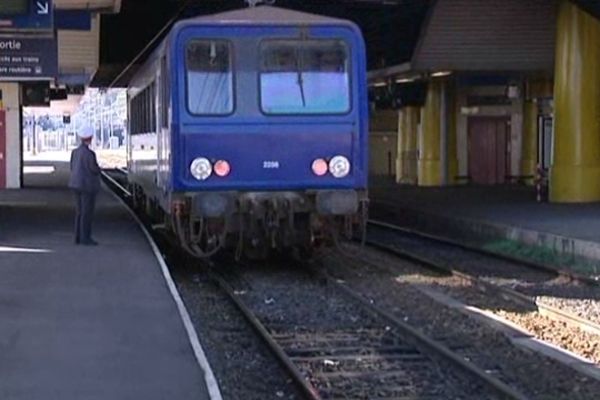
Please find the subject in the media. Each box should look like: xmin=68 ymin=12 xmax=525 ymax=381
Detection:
xmin=262 ymin=161 xmax=280 ymax=169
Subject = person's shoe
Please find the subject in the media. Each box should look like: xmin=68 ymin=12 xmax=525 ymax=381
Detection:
xmin=81 ymin=239 xmax=98 ymax=246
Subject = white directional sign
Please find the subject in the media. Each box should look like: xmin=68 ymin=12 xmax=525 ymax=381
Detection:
xmin=36 ymin=1 xmax=50 ymax=15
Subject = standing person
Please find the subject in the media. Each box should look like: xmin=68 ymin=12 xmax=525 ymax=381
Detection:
xmin=69 ymin=125 xmax=101 ymax=245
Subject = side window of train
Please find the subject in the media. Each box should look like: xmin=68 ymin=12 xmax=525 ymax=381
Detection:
xmin=130 ymin=82 xmax=158 ymax=135
xmin=185 ymin=40 xmax=233 ymax=115
xmin=131 ymin=95 xmax=141 ymax=135
xmin=161 ymin=57 xmax=169 ymax=128
xmin=260 ymin=39 xmax=350 ymax=115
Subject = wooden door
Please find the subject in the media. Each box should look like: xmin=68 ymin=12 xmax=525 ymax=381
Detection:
xmin=468 ymin=117 xmax=509 ymax=185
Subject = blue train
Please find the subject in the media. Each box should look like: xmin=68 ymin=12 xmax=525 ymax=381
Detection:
xmin=127 ymin=6 xmax=369 ymax=258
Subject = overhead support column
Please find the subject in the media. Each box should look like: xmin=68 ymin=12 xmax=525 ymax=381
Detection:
xmin=396 ymin=106 xmax=419 ymax=184
xmin=418 ymin=79 xmax=456 ymax=186
xmin=440 ymin=82 xmax=448 ymax=185
xmin=0 ymin=83 xmax=21 ymax=189
xmin=446 ymin=80 xmax=458 ymax=184
xmin=550 ymin=1 xmax=600 ymax=202
xmin=521 ymin=100 xmax=537 ymax=185
xmin=418 ymin=80 xmax=442 ymax=186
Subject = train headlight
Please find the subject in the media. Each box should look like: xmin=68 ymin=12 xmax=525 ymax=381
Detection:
xmin=329 ymin=155 xmax=351 ymax=178
xmin=190 ymin=157 xmax=212 ymax=181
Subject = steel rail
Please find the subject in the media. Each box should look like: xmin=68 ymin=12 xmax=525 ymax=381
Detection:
xmin=208 ymin=271 xmax=322 ymax=400
xmin=308 ymin=264 xmax=530 ymax=400
xmin=365 ymin=223 xmax=600 ymax=338
xmin=369 ymin=219 xmax=599 ymax=285
xmin=101 ymin=170 xmax=132 ymax=197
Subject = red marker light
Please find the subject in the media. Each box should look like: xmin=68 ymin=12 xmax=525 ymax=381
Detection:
xmin=214 ymin=160 xmax=231 ymax=177
xmin=312 ymin=159 xmax=328 ymax=176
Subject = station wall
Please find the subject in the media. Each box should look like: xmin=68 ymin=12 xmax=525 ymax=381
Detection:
xmin=0 ymin=83 xmax=21 ymax=188
xmin=369 ymin=78 xmax=531 ymax=186
xmin=369 ymin=110 xmax=398 ymax=177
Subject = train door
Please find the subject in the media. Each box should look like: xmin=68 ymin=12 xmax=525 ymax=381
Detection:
xmin=468 ymin=116 xmax=510 ymax=185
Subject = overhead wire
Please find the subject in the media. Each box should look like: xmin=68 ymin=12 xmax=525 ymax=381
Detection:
xmin=108 ymin=0 xmax=194 ymax=88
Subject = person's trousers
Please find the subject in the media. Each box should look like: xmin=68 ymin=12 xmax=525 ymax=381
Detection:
xmin=73 ymin=190 xmax=97 ymax=243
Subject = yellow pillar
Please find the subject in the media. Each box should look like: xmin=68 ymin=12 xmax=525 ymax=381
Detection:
xmin=395 ymin=109 xmax=407 ymax=183
xmin=550 ymin=1 xmax=600 ymax=202
xmin=396 ymin=106 xmax=419 ymax=184
xmin=447 ymin=81 xmax=458 ymax=184
xmin=405 ymin=106 xmax=419 ymax=184
xmin=521 ymin=101 xmax=537 ymax=185
xmin=418 ymin=81 xmax=442 ymax=186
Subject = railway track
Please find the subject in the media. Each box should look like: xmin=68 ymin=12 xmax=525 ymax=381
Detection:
xmin=368 ymin=219 xmax=600 ymax=285
xmin=101 ymin=168 xmax=131 ymax=197
xmin=209 ymin=261 xmax=527 ymax=400
xmin=362 ymin=220 xmax=600 ymax=368
xmin=101 ymin=170 xmax=594 ymax=398
xmin=99 ymin=172 xmax=527 ymax=398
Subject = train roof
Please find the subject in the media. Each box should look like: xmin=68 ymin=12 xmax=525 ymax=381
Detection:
xmin=174 ymin=6 xmax=358 ymax=29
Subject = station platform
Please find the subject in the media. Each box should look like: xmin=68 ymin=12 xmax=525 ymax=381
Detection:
xmin=0 ymin=160 xmax=219 ymax=400
xmin=370 ymin=178 xmax=600 ymax=274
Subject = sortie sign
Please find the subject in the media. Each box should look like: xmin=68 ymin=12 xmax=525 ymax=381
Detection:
xmin=0 ymin=37 xmax=57 ymax=80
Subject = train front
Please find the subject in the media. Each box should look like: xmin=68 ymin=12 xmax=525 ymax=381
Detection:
xmin=171 ymin=17 xmax=368 ymax=257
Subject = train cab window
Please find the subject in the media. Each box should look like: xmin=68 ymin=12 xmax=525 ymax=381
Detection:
xmin=260 ymin=39 xmax=350 ymax=115
xmin=185 ymin=40 xmax=233 ymax=115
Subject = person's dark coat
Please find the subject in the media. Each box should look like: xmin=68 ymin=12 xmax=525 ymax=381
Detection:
xmin=68 ymin=144 xmax=101 ymax=193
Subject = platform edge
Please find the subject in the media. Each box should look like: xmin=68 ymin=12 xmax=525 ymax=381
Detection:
xmin=107 ymin=187 xmax=224 ymax=400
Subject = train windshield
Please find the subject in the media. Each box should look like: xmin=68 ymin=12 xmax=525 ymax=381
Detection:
xmin=260 ymin=39 xmax=350 ymax=115
xmin=186 ymin=40 xmax=233 ymax=115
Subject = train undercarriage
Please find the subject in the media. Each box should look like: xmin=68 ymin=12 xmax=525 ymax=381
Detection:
xmin=132 ymin=186 xmax=368 ymax=259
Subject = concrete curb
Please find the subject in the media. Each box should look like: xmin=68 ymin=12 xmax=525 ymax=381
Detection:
xmin=372 ymin=199 xmax=600 ymax=265
xmin=417 ymin=286 xmax=600 ymax=382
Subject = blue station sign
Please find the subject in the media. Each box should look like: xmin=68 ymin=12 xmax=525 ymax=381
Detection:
xmin=0 ymin=0 xmax=53 ymax=31
xmin=0 ymin=37 xmax=57 ymax=80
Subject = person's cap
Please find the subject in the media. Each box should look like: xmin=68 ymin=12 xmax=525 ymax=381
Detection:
xmin=77 ymin=125 xmax=94 ymax=139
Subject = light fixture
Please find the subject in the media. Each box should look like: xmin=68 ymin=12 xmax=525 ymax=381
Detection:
xmin=214 ymin=160 xmax=231 ymax=177
xmin=431 ymin=71 xmax=452 ymax=78
xmin=311 ymin=159 xmax=329 ymax=176
xmin=329 ymin=156 xmax=351 ymax=178
xmin=190 ymin=157 xmax=212 ymax=181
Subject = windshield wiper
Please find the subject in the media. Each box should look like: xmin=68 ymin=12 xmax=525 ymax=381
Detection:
xmin=295 ymin=47 xmax=306 ymax=107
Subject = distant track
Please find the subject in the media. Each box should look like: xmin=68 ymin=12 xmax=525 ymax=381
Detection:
xmin=366 ymin=220 xmax=600 ymax=339
xmin=368 ymin=219 xmax=599 ymax=285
